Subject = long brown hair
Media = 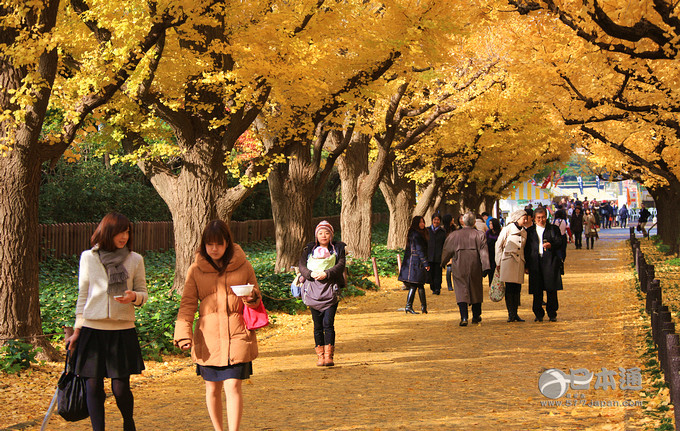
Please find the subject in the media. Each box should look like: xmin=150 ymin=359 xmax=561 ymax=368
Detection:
xmin=408 ymin=215 xmax=429 ymax=241
xmin=90 ymin=212 xmax=133 ymax=252
xmin=199 ymin=220 xmax=234 ymax=274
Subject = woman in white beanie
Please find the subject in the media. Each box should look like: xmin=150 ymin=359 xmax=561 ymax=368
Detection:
xmin=495 ymin=210 xmax=529 ymax=322
xmin=298 ymin=220 xmax=346 ymax=366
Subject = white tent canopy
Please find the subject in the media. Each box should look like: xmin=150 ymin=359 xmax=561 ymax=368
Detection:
xmin=499 ymin=181 xmax=552 ymax=214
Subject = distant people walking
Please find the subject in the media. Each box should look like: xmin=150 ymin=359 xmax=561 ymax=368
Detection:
xmin=174 ymin=220 xmax=261 ymax=431
xmin=525 ymin=207 xmax=564 ymax=322
xmin=441 ymin=212 xmax=491 ymax=326
xmin=298 ymin=221 xmax=346 ymax=367
xmin=619 ymin=205 xmax=629 ymax=229
xmin=398 ymin=216 xmax=430 ymax=314
xmin=65 ymin=212 xmax=148 ymax=431
xmin=495 ymin=210 xmax=528 ymax=322
xmin=427 ymin=214 xmax=447 ymax=295
xmin=583 ymin=209 xmax=597 ymax=250
xmin=570 ymin=207 xmax=584 ymax=249
xmin=638 ymin=203 xmax=651 ymax=238
xmin=442 ymin=214 xmax=456 ymax=292
xmin=485 ymin=218 xmax=502 ymax=286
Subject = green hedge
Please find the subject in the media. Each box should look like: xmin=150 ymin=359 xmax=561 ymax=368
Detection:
xmin=38 ymin=230 xmax=393 ymax=360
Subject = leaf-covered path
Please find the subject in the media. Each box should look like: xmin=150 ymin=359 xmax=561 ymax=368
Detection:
xmin=42 ymin=230 xmax=649 ymax=430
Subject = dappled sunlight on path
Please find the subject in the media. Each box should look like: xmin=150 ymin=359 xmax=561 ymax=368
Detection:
xmin=40 ymin=228 xmax=647 ymax=430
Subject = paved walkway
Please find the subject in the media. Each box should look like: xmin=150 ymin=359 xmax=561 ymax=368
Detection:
xmin=42 ymin=228 xmax=646 ymax=430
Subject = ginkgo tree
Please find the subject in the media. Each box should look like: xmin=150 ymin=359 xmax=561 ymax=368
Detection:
xmin=250 ymin=0 xmax=472 ymax=271
xmin=0 ymin=0 xmax=185 ymax=356
xmin=88 ymin=0 xmax=470 ymax=281
xmin=508 ymin=0 xmax=680 ymax=250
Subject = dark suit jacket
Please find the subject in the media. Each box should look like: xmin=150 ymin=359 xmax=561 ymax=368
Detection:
xmin=524 ymin=224 xmax=564 ymax=294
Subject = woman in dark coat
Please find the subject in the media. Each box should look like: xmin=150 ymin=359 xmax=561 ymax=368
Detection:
xmin=485 ymin=218 xmax=502 ymax=286
xmin=398 ymin=216 xmax=430 ymax=314
xmin=570 ymin=207 xmax=584 ymax=250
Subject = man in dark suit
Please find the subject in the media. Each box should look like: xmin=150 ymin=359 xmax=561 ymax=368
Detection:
xmin=427 ymin=214 xmax=447 ymax=295
xmin=524 ymin=207 xmax=564 ymax=322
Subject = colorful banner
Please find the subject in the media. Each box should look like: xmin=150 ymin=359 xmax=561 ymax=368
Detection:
xmin=541 ymin=171 xmax=554 ymax=189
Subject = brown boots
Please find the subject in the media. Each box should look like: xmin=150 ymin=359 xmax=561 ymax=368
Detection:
xmin=315 ymin=345 xmax=335 ymax=366
xmin=315 ymin=346 xmax=325 ymax=366
xmin=323 ymin=345 xmax=334 ymax=366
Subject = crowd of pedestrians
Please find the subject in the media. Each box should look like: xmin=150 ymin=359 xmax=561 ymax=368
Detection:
xmin=395 ymin=197 xmax=655 ymax=327
xmin=65 ymin=198 xmax=653 ymax=430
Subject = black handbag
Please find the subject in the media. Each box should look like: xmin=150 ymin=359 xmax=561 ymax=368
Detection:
xmin=57 ymin=349 xmax=89 ymax=422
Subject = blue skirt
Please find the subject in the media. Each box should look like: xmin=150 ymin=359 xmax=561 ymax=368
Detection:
xmin=196 ymin=362 xmax=253 ymax=382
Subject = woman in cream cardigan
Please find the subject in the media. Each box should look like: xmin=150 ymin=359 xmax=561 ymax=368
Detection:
xmin=174 ymin=220 xmax=262 ymax=431
xmin=65 ymin=212 xmax=148 ymax=431
xmin=495 ymin=209 xmax=529 ymax=323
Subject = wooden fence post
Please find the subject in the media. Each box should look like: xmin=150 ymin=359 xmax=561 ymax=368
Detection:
xmin=647 ymin=280 xmax=662 ymax=315
xmin=371 ymin=257 xmax=381 ymax=289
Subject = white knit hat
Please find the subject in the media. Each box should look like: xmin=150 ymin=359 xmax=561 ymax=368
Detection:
xmin=507 ymin=210 xmax=527 ymax=224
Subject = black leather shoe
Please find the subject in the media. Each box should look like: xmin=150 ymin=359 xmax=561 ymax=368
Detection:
xmin=459 ymin=319 xmax=468 ymax=326
xmin=507 ymin=316 xmax=515 ymax=322
xmin=405 ymin=307 xmax=418 ymax=314
xmin=471 ymin=316 xmax=482 ymax=324
xmin=514 ymin=316 xmax=525 ymax=322
xmin=534 ymin=317 xmax=543 ymax=322
xmin=432 ymin=290 xmax=440 ymax=295
xmin=421 ymin=308 xmax=428 ymax=314
xmin=549 ymin=317 xmax=557 ymax=322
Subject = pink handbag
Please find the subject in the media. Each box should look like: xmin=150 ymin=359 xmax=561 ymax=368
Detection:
xmin=243 ymin=301 xmax=269 ymax=330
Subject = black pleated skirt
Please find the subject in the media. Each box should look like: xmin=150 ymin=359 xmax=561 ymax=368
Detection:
xmin=74 ymin=327 xmax=145 ymax=379
xmin=196 ymin=362 xmax=253 ymax=382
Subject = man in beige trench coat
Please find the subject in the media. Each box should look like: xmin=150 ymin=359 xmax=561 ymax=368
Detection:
xmin=441 ymin=212 xmax=491 ymax=326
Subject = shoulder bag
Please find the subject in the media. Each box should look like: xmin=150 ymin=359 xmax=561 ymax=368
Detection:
xmin=57 ymin=349 xmax=89 ymax=422
xmin=489 ymin=267 xmax=505 ymax=302
xmin=243 ymin=301 xmax=270 ymax=330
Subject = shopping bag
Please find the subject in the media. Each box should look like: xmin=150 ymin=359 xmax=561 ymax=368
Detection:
xmin=489 ymin=267 xmax=505 ymax=302
xmin=243 ymin=301 xmax=270 ymax=330
xmin=57 ymin=349 xmax=89 ymax=422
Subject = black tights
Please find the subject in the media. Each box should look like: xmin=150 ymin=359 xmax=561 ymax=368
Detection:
xmin=86 ymin=377 xmax=136 ymax=431
xmin=311 ymin=302 xmax=338 ymax=346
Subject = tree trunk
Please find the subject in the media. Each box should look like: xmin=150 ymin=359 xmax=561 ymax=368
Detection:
xmin=414 ymin=173 xmax=443 ymax=219
xmin=380 ymin=171 xmax=416 ymax=250
xmin=142 ymin=142 xmax=252 ymax=292
xmin=337 ymin=133 xmax=388 ymax=259
xmin=425 ymin=194 xmax=443 ymax=222
xmin=0 ymin=0 xmax=60 ymax=359
xmin=459 ymin=183 xmax=484 ymax=213
xmin=268 ymin=159 xmax=315 ymax=272
xmin=0 ymin=149 xmax=58 ymax=358
xmin=648 ymin=186 xmax=680 ymax=253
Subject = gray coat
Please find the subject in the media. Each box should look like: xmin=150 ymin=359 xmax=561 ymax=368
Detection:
xmin=495 ymin=223 xmax=527 ymax=285
xmin=441 ymin=227 xmax=490 ymax=304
